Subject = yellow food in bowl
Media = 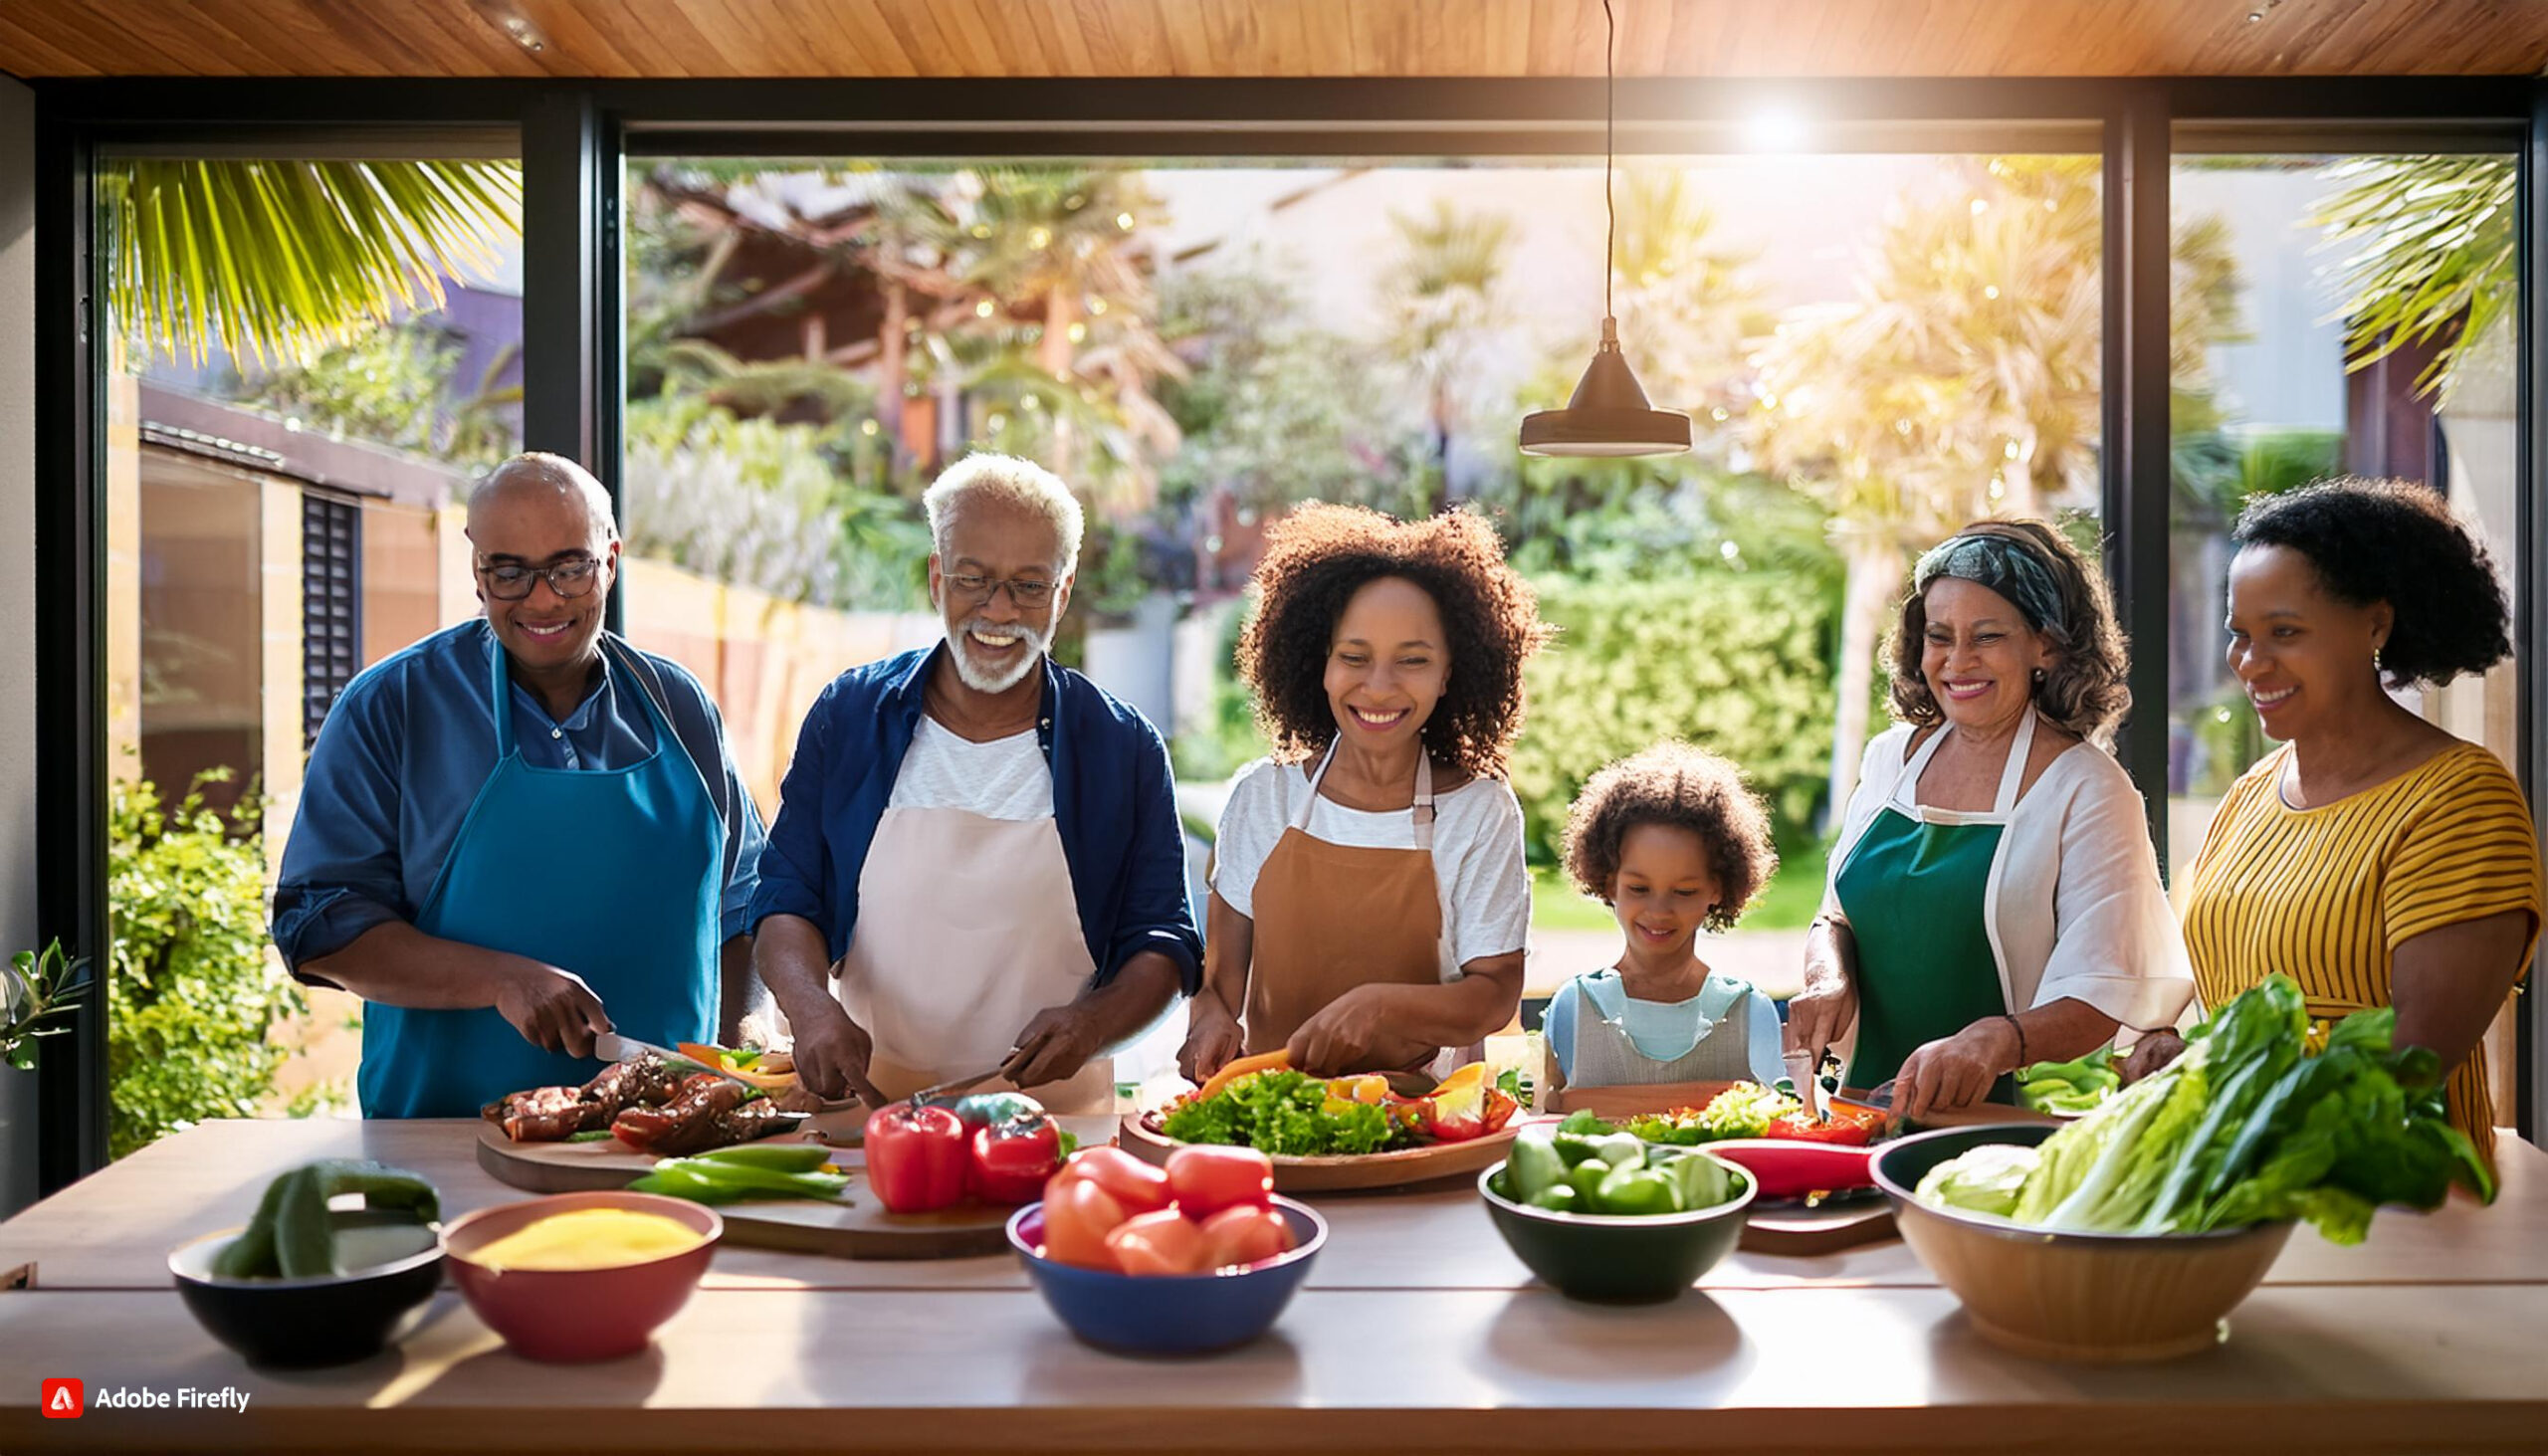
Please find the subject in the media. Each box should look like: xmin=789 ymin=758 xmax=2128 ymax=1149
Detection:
xmin=467 ymin=1208 xmax=705 ymax=1272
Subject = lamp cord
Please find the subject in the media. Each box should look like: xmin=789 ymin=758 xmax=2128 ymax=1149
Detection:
xmin=1602 ymin=0 xmax=1615 ymax=323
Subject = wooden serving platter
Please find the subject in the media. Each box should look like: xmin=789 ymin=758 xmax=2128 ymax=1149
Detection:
xmin=474 ymin=1112 xmax=1119 ymax=1259
xmin=1119 ymin=1114 xmax=1518 ymax=1193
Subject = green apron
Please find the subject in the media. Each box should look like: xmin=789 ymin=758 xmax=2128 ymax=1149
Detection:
xmin=1832 ymin=713 xmax=2033 ymax=1096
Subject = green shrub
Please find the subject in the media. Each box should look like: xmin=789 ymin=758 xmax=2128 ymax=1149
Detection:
xmin=1509 ymin=572 xmax=1837 ymax=866
xmin=106 ymin=771 xmax=305 ymax=1158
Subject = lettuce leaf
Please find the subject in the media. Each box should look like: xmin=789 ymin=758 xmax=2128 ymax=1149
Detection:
xmin=1917 ymin=1144 xmax=2040 ymax=1218
xmin=1159 ymin=1070 xmax=1402 ymax=1156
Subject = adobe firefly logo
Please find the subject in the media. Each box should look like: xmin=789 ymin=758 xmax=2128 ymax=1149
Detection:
xmin=42 ymin=1377 xmax=83 ymax=1417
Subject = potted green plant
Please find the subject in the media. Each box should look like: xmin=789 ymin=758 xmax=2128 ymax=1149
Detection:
xmin=1 ymin=939 xmax=86 ymax=1071
xmin=1 ymin=940 xmax=85 ymax=1215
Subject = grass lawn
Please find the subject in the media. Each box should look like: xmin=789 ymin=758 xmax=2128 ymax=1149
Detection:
xmin=1530 ymin=838 xmax=1830 ymax=934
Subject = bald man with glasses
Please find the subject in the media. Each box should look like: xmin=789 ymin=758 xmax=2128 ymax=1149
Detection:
xmin=272 ymin=453 xmax=766 ymax=1118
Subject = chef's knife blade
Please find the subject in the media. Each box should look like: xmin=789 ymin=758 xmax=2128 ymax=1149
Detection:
xmin=597 ymin=1032 xmax=757 ymax=1090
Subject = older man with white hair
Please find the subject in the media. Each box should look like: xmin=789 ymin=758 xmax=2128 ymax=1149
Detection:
xmin=272 ymin=453 xmax=766 ymax=1117
xmin=749 ymin=453 xmax=1200 ymax=1112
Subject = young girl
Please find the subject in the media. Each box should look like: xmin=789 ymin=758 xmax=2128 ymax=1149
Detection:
xmin=1542 ymin=742 xmax=1788 ymax=1091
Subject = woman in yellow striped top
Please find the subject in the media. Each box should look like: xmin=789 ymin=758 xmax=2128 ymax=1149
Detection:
xmin=2137 ymin=479 xmax=2541 ymax=1163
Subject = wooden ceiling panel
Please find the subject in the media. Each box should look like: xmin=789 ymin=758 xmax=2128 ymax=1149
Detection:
xmin=5 ymin=0 xmax=2544 ymax=80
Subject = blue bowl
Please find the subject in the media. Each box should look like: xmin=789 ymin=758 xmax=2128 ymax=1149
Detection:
xmin=1006 ymin=1195 xmax=1326 ymax=1355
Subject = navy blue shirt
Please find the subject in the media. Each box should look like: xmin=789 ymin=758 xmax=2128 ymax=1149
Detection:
xmin=747 ymin=645 xmax=1202 ymax=992
xmin=272 ymin=620 xmax=766 ymax=975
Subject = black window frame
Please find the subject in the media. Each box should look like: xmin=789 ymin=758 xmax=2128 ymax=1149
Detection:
xmin=29 ymin=75 xmax=2548 ymax=1184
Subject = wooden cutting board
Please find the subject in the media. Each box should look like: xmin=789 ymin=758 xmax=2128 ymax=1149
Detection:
xmin=1119 ymin=1114 xmax=1517 ymax=1193
xmin=474 ymin=1112 xmax=1119 ymax=1259
xmin=1740 ymin=1193 xmax=1898 ymax=1256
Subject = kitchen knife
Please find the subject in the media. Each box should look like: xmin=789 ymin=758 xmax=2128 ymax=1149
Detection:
xmin=1782 ymin=1047 xmax=1825 ymax=1125
xmin=1831 ymin=1078 xmax=1895 ymax=1113
xmin=596 ymin=1032 xmax=757 ymax=1089
xmin=907 ymin=1068 xmax=1004 ymax=1108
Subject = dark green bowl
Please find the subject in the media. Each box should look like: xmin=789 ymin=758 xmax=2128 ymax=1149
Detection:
xmin=170 ymin=1211 xmax=443 ymax=1369
xmin=1477 ymin=1152 xmax=1755 ymax=1304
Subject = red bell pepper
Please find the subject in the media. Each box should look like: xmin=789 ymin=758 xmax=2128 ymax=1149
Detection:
xmin=970 ymin=1113 xmax=1064 ymax=1205
xmin=864 ymin=1104 xmax=971 ymax=1212
xmin=1764 ymin=1107 xmax=1882 ymax=1145
xmin=1411 ymin=1082 xmax=1520 ymax=1143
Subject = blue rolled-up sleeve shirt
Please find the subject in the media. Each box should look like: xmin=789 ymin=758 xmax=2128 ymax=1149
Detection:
xmin=272 ymin=620 xmax=766 ymax=977
xmin=746 ymin=644 xmax=1203 ymax=993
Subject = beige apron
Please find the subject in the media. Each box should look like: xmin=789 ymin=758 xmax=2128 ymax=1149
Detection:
xmin=1242 ymin=745 xmax=1446 ymax=1073
xmin=836 ymin=802 xmax=1116 ymax=1115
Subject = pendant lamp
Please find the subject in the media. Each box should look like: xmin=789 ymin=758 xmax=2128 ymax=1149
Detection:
xmin=1519 ymin=0 xmax=1691 ymax=458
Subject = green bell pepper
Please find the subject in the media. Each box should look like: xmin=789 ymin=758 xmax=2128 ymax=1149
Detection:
xmin=1528 ymin=1185 xmax=1585 ymax=1214
xmin=1592 ymin=1164 xmax=1681 ymax=1217
xmin=1568 ymin=1156 xmax=1620 ymax=1202
xmin=1506 ymin=1136 xmax=1568 ymax=1204
xmin=1662 ymin=1150 xmax=1736 ymax=1211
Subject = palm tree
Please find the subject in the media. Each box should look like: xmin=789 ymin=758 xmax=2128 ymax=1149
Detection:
xmin=1380 ymin=199 xmax=1515 ymax=513
xmin=1605 ymin=168 xmax=1770 ymax=433
xmin=104 ymin=158 xmax=521 ymax=366
xmin=1752 ymin=156 xmax=2240 ymax=817
xmin=923 ymin=167 xmax=1182 ymax=493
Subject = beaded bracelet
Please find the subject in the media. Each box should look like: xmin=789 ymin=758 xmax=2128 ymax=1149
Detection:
xmin=2001 ymin=1012 xmax=2028 ymax=1069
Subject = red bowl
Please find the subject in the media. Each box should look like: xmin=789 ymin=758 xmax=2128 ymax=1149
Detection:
xmin=441 ymin=1192 xmax=721 ymax=1363
xmin=1695 ymin=1140 xmax=1875 ymax=1201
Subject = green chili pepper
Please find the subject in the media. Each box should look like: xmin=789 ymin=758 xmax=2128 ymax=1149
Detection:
xmin=212 ymin=1161 xmax=440 ymax=1278
xmin=626 ymin=1166 xmax=750 ymax=1204
xmin=646 ymin=1156 xmax=848 ymax=1202
xmin=693 ymin=1143 xmax=835 ymax=1172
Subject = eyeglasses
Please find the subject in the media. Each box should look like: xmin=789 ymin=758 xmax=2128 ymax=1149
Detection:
xmin=944 ymin=571 xmax=1059 ymax=609
xmin=478 ymin=555 xmax=603 ymax=601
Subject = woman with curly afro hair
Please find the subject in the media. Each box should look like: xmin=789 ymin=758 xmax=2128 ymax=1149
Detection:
xmin=1178 ymin=504 xmax=1553 ymax=1082
xmin=2137 ymin=479 xmax=2541 ymax=1165
xmin=1538 ymin=742 xmax=1792 ymax=1096
xmin=1787 ymin=520 xmax=2193 ymax=1122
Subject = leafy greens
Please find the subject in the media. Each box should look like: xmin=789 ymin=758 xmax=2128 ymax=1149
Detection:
xmin=1159 ymin=1069 xmax=1404 ymax=1156
xmin=1920 ymin=974 xmax=2495 ymax=1245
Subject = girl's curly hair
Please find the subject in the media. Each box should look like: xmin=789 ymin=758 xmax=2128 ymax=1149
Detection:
xmin=1239 ymin=503 xmax=1554 ymax=779
xmin=1887 ymin=518 xmax=2132 ymax=743
xmin=1562 ymin=742 xmax=1780 ymax=933
xmin=2233 ymin=476 xmax=2511 ymax=690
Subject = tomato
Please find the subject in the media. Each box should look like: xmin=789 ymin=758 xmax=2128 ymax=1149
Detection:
xmin=1104 ymin=1209 xmax=1208 ymax=1277
xmin=1064 ymin=1146 xmax=1175 ymax=1217
xmin=1196 ymin=1203 xmax=1294 ymax=1270
xmin=1165 ymin=1144 xmax=1275 ymax=1217
xmin=1041 ymin=1177 xmax=1128 ymax=1272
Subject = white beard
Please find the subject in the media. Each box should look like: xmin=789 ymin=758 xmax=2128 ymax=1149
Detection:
xmin=949 ymin=615 xmax=1048 ymax=694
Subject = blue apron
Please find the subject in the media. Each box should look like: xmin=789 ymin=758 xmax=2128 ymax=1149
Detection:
xmin=357 ymin=641 xmax=724 ymax=1118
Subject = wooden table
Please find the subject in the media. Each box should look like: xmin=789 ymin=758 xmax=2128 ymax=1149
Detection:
xmin=3 ymin=1119 xmax=2544 ymax=1452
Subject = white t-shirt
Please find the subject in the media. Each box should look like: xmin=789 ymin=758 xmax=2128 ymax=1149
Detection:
xmin=1209 ymin=756 xmax=1532 ymax=979
xmin=889 ymin=717 xmax=1054 ymax=820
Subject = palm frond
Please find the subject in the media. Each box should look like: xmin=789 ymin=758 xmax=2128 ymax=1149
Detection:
xmin=2310 ymin=154 xmax=2514 ymax=401
xmin=106 ymin=158 xmax=521 ymax=366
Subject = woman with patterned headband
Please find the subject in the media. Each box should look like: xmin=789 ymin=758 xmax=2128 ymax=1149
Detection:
xmin=1783 ymin=520 xmax=2195 ymax=1120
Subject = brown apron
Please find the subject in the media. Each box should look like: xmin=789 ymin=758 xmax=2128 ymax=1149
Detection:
xmin=1242 ymin=745 xmax=1445 ymax=1072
